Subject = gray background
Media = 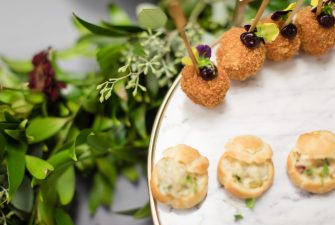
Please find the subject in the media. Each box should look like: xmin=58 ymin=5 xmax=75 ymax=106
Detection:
xmin=0 ymin=0 xmax=153 ymax=224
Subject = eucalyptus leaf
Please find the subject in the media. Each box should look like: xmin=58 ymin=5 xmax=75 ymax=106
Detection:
xmin=56 ymin=166 xmax=75 ymax=205
xmin=26 ymin=117 xmax=68 ymax=143
xmin=6 ymin=142 xmax=26 ymax=199
xmin=55 ymin=208 xmax=74 ymax=225
xmin=11 ymin=177 xmax=34 ymax=212
xmin=26 ymin=155 xmax=54 ymax=180
xmin=137 ymin=7 xmax=168 ymax=29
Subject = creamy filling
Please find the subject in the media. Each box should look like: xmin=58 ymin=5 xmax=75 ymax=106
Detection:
xmin=222 ymin=158 xmax=270 ymax=189
xmin=295 ymin=155 xmax=335 ymax=181
xmin=156 ymin=159 xmax=202 ymax=198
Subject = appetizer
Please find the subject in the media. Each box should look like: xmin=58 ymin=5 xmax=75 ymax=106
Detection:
xmin=264 ymin=2 xmax=302 ymax=61
xmin=295 ymin=0 xmax=335 ymax=55
xmin=181 ymin=45 xmax=230 ymax=108
xmin=150 ymin=144 xmax=209 ymax=209
xmin=287 ymin=130 xmax=335 ymax=194
xmin=216 ymin=0 xmax=279 ymax=81
xmin=217 ymin=135 xmax=274 ymax=199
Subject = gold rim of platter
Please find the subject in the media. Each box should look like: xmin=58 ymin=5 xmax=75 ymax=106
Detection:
xmin=147 ymin=74 xmax=182 ymax=225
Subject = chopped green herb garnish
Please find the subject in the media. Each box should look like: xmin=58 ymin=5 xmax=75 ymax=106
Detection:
xmin=245 ymin=198 xmax=256 ymax=209
xmin=234 ymin=213 xmax=243 ymax=221
xmin=320 ymin=159 xmax=329 ymax=178
xmin=186 ymin=175 xmax=198 ymax=192
xmin=233 ymin=174 xmax=242 ymax=183
xmin=304 ymin=168 xmax=313 ymax=176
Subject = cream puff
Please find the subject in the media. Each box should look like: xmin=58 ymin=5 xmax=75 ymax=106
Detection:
xmin=150 ymin=144 xmax=209 ymax=209
xmin=287 ymin=130 xmax=335 ymax=194
xmin=217 ymin=135 xmax=274 ymax=199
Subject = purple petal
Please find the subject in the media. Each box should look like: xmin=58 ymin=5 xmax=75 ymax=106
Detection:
xmin=196 ymin=44 xmax=211 ymax=58
xmin=244 ymin=24 xmax=251 ymax=31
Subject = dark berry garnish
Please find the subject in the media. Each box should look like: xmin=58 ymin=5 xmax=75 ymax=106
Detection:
xmin=199 ymin=65 xmax=217 ymax=81
xmin=317 ymin=13 xmax=335 ymax=28
xmin=240 ymin=32 xmax=260 ymax=49
xmin=281 ymin=23 xmax=298 ymax=39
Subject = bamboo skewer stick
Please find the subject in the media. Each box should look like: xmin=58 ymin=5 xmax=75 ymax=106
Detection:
xmin=248 ymin=0 xmax=270 ymax=32
xmin=316 ymin=0 xmax=324 ymax=16
xmin=283 ymin=0 xmax=304 ymax=27
xmin=168 ymin=0 xmax=200 ymax=75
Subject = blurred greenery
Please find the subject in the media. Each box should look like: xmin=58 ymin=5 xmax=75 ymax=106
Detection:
xmin=0 ymin=0 xmax=311 ymax=224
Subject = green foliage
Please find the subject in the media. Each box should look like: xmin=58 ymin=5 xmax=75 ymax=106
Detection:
xmin=56 ymin=166 xmax=75 ymax=205
xmin=25 ymin=155 xmax=54 ymax=179
xmin=26 ymin=117 xmax=69 ymax=143
xmin=6 ymin=142 xmax=26 ymax=199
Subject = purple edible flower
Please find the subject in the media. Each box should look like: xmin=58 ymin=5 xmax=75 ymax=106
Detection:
xmin=271 ymin=10 xmax=291 ymax=21
xmin=196 ymin=44 xmax=211 ymax=58
xmin=244 ymin=24 xmax=258 ymax=32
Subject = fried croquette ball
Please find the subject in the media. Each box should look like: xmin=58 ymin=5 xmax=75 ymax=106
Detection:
xmin=216 ymin=27 xmax=266 ymax=81
xmin=263 ymin=17 xmax=301 ymax=61
xmin=180 ymin=65 xmax=230 ymax=108
xmin=296 ymin=7 xmax=335 ymax=55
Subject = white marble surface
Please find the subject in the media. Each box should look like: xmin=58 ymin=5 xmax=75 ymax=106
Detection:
xmin=151 ymin=49 xmax=335 ymax=225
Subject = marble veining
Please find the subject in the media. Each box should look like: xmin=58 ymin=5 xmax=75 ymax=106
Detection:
xmin=151 ymin=49 xmax=335 ymax=225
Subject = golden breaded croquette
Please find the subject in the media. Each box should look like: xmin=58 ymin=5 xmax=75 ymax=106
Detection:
xmin=216 ymin=27 xmax=266 ymax=81
xmin=296 ymin=7 xmax=335 ymax=55
xmin=180 ymin=65 xmax=230 ymax=108
xmin=263 ymin=17 xmax=301 ymax=61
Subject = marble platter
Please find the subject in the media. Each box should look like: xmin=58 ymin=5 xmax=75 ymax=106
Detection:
xmin=147 ymin=49 xmax=335 ymax=225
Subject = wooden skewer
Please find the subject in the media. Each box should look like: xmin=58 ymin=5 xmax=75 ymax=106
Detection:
xmin=248 ymin=0 xmax=270 ymax=32
xmin=168 ymin=0 xmax=200 ymax=75
xmin=283 ymin=0 xmax=304 ymax=27
xmin=316 ymin=0 xmax=323 ymax=16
